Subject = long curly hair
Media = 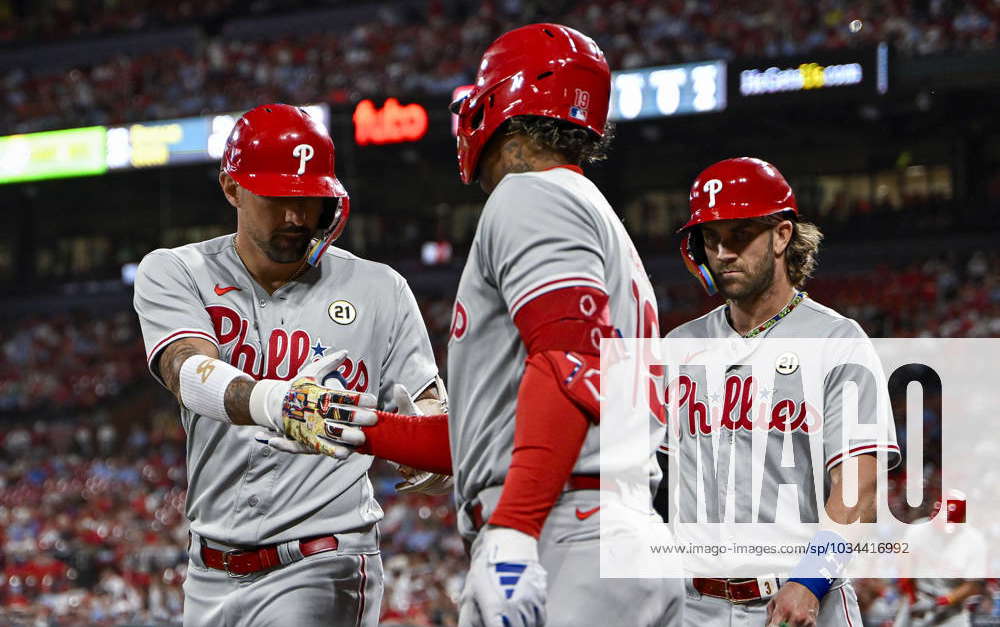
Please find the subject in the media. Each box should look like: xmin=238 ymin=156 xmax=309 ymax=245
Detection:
xmin=503 ymin=115 xmax=615 ymax=165
xmin=755 ymin=214 xmax=825 ymax=288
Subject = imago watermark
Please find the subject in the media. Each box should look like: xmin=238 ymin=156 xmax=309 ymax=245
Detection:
xmin=598 ymin=338 xmax=1000 ymax=579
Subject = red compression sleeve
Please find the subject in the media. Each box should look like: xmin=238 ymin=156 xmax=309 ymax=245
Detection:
xmin=513 ymin=285 xmax=614 ymax=355
xmin=487 ymin=286 xmax=612 ymax=537
xmin=356 ymin=411 xmax=452 ymax=475
xmin=488 ymin=352 xmax=590 ymax=538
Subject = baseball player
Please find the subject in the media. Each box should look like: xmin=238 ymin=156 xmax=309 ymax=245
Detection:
xmin=896 ymin=578 xmax=986 ymax=627
xmin=132 ymin=103 xmax=445 ymax=626
xmin=895 ymin=493 xmax=986 ymax=627
xmin=289 ymin=23 xmax=685 ymax=627
xmin=664 ymin=157 xmax=901 ymax=627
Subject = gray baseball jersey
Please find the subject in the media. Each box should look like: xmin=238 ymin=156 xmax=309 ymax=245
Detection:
xmin=448 ymin=166 xmax=679 ymax=627
xmin=447 ymin=166 xmax=661 ymax=516
xmin=666 ymin=296 xmax=899 ymax=627
xmin=665 ymin=296 xmax=900 ymax=529
xmin=133 ymin=234 xmax=437 ymax=547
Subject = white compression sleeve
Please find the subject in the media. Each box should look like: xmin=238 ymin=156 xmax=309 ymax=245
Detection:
xmin=178 ymin=355 xmax=251 ymax=422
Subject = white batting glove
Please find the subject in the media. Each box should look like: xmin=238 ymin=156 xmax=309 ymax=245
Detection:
xmin=388 ymin=383 xmax=454 ymax=496
xmin=250 ymin=350 xmax=376 ymax=458
xmin=459 ymin=526 xmax=547 ymax=627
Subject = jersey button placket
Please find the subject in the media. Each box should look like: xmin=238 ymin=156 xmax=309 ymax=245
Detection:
xmin=248 ymin=495 xmax=259 ymax=507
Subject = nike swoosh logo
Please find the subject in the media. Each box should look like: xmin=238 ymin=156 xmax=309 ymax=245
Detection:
xmin=575 ymin=506 xmax=600 ymax=521
xmin=683 ymin=349 xmax=708 ymax=363
xmin=214 ymin=284 xmax=241 ymax=296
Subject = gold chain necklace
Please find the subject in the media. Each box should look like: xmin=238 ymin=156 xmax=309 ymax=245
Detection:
xmin=232 ymin=235 xmax=309 ymax=289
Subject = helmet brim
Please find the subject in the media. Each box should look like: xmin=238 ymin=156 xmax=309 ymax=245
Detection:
xmin=677 ymin=206 xmax=797 ymax=233
xmin=229 ymin=171 xmax=349 ymax=199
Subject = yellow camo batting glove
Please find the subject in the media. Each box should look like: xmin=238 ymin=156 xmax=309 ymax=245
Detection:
xmin=279 ymin=378 xmax=370 ymax=457
xmin=249 ymin=350 xmax=376 ymax=458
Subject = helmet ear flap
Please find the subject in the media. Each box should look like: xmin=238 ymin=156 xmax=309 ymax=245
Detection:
xmin=318 ymin=197 xmax=338 ymax=231
xmin=307 ymin=197 xmax=350 ymax=266
xmin=470 ymin=103 xmax=486 ymax=130
xmin=680 ymin=229 xmax=718 ymax=296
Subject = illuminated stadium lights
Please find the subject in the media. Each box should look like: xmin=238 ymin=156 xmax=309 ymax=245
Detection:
xmin=730 ymin=45 xmax=890 ymax=104
xmin=353 ymin=98 xmax=429 ymax=145
xmin=739 ymin=62 xmax=864 ymax=95
xmin=608 ymin=60 xmax=727 ymax=121
xmin=0 ymin=104 xmax=332 ymax=184
xmin=0 ymin=127 xmax=107 ymax=184
xmin=106 ymin=104 xmax=330 ymax=169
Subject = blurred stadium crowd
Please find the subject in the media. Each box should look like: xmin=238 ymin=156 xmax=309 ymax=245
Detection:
xmin=1 ymin=250 xmax=998 ymax=625
xmin=1 ymin=0 xmax=998 ymax=625
xmin=3 ymin=0 xmax=999 ymax=134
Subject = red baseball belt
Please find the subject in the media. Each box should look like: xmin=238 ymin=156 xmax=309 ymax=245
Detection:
xmin=200 ymin=535 xmax=339 ymax=577
xmin=692 ymin=578 xmax=778 ymax=603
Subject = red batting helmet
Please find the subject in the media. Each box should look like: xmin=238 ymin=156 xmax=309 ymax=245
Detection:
xmin=931 ymin=489 xmax=968 ymax=530
xmin=222 ymin=103 xmax=350 ymax=265
xmin=451 ymin=23 xmax=611 ymax=184
xmin=679 ymin=157 xmax=798 ymax=295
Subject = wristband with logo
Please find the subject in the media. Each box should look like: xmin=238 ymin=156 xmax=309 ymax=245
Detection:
xmin=788 ymin=530 xmax=851 ymax=601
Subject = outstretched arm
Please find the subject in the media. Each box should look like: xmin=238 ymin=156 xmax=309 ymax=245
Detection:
xmin=158 ymin=339 xmax=372 ymax=458
xmin=356 ymin=403 xmax=453 ymax=475
xmin=156 ymin=337 xmax=256 ymax=425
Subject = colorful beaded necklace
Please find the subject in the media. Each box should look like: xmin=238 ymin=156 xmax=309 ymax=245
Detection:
xmin=729 ymin=291 xmax=808 ymax=338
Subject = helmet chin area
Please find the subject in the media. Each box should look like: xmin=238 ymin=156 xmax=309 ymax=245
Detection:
xmin=679 ymin=230 xmax=718 ymax=296
xmin=306 ymin=197 xmax=349 ymax=266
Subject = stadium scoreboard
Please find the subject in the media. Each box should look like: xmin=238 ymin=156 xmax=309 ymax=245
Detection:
xmin=609 ymin=60 xmax=728 ymax=120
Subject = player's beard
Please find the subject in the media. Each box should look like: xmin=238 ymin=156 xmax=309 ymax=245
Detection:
xmin=255 ymin=228 xmax=313 ymax=264
xmin=714 ymin=233 xmax=775 ymax=302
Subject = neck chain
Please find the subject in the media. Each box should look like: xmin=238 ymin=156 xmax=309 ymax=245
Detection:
xmin=729 ymin=291 xmax=807 ymax=338
xmin=233 ymin=235 xmax=309 ymax=289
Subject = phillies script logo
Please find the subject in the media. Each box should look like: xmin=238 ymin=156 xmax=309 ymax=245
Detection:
xmin=206 ymin=305 xmax=369 ymax=390
xmin=670 ymin=373 xmax=818 ymax=436
xmin=449 ymin=300 xmax=468 ymax=342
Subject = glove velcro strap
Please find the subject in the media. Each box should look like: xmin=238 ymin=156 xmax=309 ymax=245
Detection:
xmin=249 ymin=378 xmax=287 ymax=432
xmin=484 ymin=526 xmax=539 ymax=563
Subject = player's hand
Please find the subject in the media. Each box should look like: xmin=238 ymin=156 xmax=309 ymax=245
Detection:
xmin=392 ymin=462 xmax=454 ymax=495
xmin=250 ymin=351 xmax=377 ymax=458
xmin=766 ymin=582 xmax=820 ymax=627
xmin=388 ymin=383 xmax=454 ymax=495
xmin=281 ymin=375 xmax=377 ymax=458
xmin=459 ymin=526 xmax=547 ymax=627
